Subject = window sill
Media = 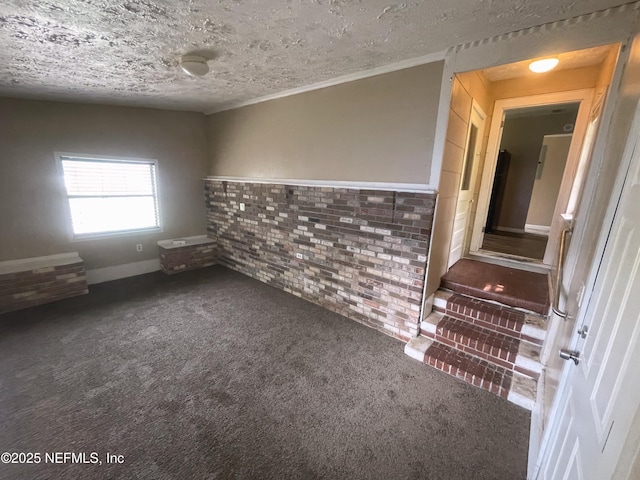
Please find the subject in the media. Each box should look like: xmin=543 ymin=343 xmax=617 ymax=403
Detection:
xmin=70 ymin=227 xmax=162 ymax=242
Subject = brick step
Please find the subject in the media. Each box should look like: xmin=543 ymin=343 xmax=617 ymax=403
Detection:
xmin=440 ymin=258 xmax=550 ymax=315
xmin=404 ymin=336 xmax=537 ymax=410
xmin=433 ymin=290 xmax=546 ymax=346
xmin=421 ymin=311 xmax=542 ymax=379
xmin=423 ymin=313 xmax=518 ymax=369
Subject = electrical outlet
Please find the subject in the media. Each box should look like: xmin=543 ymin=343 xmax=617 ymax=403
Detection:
xmin=136 ymin=244 xmax=143 ymax=252
xmin=240 ymin=203 xmax=246 ymax=211
xmin=295 ymin=253 xmax=303 ymax=259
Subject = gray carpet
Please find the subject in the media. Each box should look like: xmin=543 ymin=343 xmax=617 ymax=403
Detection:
xmin=0 ymin=266 xmax=530 ymax=480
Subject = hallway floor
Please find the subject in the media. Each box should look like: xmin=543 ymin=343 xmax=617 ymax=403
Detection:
xmin=482 ymin=231 xmax=548 ymax=260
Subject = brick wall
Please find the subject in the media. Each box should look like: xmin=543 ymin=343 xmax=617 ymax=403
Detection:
xmin=158 ymin=237 xmax=216 ymax=274
xmin=0 ymin=255 xmax=88 ymax=315
xmin=204 ymin=180 xmax=435 ymax=341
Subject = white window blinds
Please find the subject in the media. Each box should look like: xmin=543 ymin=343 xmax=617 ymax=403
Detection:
xmin=58 ymin=155 xmax=160 ymax=237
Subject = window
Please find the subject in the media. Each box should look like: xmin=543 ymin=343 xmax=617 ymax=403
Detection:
xmin=461 ymin=123 xmax=478 ymax=191
xmin=56 ymin=153 xmax=160 ymax=239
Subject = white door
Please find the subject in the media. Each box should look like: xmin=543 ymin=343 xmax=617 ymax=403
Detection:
xmin=538 ymin=115 xmax=640 ymax=480
xmin=448 ymin=103 xmax=485 ymax=267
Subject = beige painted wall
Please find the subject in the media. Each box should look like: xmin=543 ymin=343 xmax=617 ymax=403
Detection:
xmin=207 ymin=61 xmax=444 ymax=184
xmin=0 ymin=98 xmax=208 ymax=269
xmin=526 ymin=134 xmax=572 ymax=227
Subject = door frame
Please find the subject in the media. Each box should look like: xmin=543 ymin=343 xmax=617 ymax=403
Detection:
xmin=469 ymin=89 xmax=594 ymax=264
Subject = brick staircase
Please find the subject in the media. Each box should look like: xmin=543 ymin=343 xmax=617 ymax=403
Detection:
xmin=406 ymin=289 xmax=547 ymax=410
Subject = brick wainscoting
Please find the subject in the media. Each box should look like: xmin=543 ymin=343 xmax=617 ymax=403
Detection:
xmin=158 ymin=235 xmax=216 ymax=274
xmin=0 ymin=253 xmax=88 ymax=315
xmin=204 ymin=180 xmax=435 ymax=340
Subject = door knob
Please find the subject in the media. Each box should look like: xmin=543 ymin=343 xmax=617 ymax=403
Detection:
xmin=559 ymin=349 xmax=580 ymax=365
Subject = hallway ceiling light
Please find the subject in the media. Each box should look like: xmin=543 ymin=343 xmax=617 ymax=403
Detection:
xmin=529 ymin=58 xmax=559 ymax=73
xmin=180 ymin=55 xmax=209 ymax=77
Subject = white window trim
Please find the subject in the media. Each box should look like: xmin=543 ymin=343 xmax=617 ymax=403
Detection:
xmin=54 ymin=152 xmax=163 ymax=241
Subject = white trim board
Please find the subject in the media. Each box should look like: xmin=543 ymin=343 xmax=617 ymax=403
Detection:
xmin=206 ymin=51 xmax=446 ymax=115
xmin=544 ymin=134 xmax=573 ymax=139
xmin=204 ymin=176 xmax=437 ymax=194
xmin=525 ymin=224 xmax=551 ymax=235
xmin=86 ymin=259 xmax=160 ymax=285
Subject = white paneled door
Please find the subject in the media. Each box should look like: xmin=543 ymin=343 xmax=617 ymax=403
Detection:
xmin=448 ymin=103 xmax=485 ymax=267
xmin=539 ymin=116 xmax=640 ymax=479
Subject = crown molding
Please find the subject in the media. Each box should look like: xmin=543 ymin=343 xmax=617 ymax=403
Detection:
xmin=205 ymin=50 xmax=446 ymax=115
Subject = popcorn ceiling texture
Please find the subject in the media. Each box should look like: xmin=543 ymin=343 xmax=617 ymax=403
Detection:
xmin=205 ymin=180 xmax=435 ymax=341
xmin=0 ymin=0 xmax=630 ymax=112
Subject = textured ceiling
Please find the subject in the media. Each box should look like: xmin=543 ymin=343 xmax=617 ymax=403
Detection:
xmin=0 ymin=0 xmax=633 ymax=113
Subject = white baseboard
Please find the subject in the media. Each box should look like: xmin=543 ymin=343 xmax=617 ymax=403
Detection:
xmin=496 ymin=226 xmax=525 ymax=234
xmin=525 ymin=224 xmax=551 ymax=235
xmin=86 ymin=259 xmax=160 ymax=285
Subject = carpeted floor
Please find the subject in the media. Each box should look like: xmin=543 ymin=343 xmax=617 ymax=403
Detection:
xmin=0 ymin=266 xmax=530 ymax=480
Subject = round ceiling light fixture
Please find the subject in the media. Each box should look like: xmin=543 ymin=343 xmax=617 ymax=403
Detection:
xmin=529 ymin=58 xmax=559 ymax=73
xmin=180 ymin=55 xmax=209 ymax=77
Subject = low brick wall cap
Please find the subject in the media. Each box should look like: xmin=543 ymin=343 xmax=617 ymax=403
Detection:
xmin=0 ymin=252 xmax=83 ymax=275
xmin=157 ymin=235 xmax=214 ymax=250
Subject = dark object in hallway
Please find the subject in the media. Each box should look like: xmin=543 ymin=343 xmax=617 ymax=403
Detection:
xmin=442 ymin=258 xmax=549 ymax=314
xmin=485 ymin=149 xmax=511 ymax=234
xmin=0 ymin=266 xmax=529 ymax=480
xmin=482 ymin=231 xmax=548 ymax=260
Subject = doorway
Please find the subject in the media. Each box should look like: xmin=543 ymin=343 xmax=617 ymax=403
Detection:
xmin=480 ymin=104 xmax=579 ymax=261
xmin=426 ymin=32 xmax=628 ymax=479
xmin=469 ymin=89 xmax=595 ymax=268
